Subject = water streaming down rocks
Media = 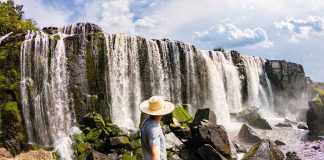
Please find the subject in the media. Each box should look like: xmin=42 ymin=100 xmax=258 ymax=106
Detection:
xmin=241 ymin=55 xmax=274 ymax=110
xmin=13 ymin=23 xmax=310 ymax=159
xmin=20 ymin=30 xmax=78 ymax=159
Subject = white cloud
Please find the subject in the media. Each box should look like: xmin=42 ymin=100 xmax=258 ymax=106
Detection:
xmin=16 ymin=0 xmax=71 ymax=27
xmin=275 ymin=15 xmax=324 ymax=42
xmin=195 ymin=24 xmax=273 ymax=48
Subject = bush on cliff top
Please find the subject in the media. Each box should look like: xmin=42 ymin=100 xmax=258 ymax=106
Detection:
xmin=0 ymin=0 xmax=38 ymax=35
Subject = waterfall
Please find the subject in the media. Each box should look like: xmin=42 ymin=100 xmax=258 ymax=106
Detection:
xmin=0 ymin=32 xmax=12 ymax=45
xmin=241 ymin=55 xmax=274 ymax=110
xmin=104 ymin=34 xmax=142 ymax=129
xmin=20 ymin=31 xmax=77 ymax=160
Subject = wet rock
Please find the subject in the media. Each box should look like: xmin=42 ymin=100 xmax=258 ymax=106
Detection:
xmin=233 ymin=141 xmax=247 ymax=153
xmin=285 ymin=151 xmax=301 ymax=160
xmin=275 ymin=123 xmax=292 ymax=128
xmin=307 ymin=95 xmax=324 ymax=136
xmin=242 ymin=139 xmax=284 ymax=160
xmin=165 ymin=132 xmax=184 ymax=152
xmin=236 ymin=107 xmax=272 ymax=130
xmin=297 ymin=122 xmax=308 ymax=130
xmin=274 ymin=140 xmax=286 ymax=146
xmin=189 ymin=144 xmax=227 ymax=160
xmin=265 ymin=60 xmax=307 ymax=114
xmin=192 ymin=124 xmax=231 ymax=156
xmin=192 ymin=108 xmax=217 ymax=126
xmin=0 ymin=148 xmax=13 ymax=158
xmin=238 ymin=124 xmax=262 ymax=143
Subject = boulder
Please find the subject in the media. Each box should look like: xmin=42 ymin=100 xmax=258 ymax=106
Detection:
xmin=192 ymin=124 xmax=231 ymax=156
xmin=242 ymin=140 xmax=284 ymax=160
xmin=192 ymin=108 xmax=217 ymax=126
xmin=307 ymin=95 xmax=324 ymax=136
xmin=0 ymin=148 xmax=13 ymax=158
xmin=109 ymin=136 xmax=129 ymax=147
xmin=238 ymin=124 xmax=262 ymax=143
xmin=275 ymin=123 xmax=292 ymax=128
xmin=274 ymin=140 xmax=286 ymax=146
xmin=297 ymin=122 xmax=308 ymax=130
xmin=285 ymin=152 xmax=301 ymax=160
xmin=165 ymin=132 xmax=184 ymax=152
xmin=236 ymin=107 xmax=272 ymax=130
xmin=170 ymin=154 xmax=182 ymax=160
xmin=189 ymin=144 xmax=227 ymax=160
xmin=89 ymin=150 xmax=117 ymax=160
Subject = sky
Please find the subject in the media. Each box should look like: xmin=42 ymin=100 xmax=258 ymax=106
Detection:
xmin=10 ymin=0 xmax=324 ymax=81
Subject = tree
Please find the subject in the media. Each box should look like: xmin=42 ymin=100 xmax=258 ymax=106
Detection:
xmin=213 ymin=47 xmax=225 ymax=52
xmin=0 ymin=0 xmax=38 ymax=35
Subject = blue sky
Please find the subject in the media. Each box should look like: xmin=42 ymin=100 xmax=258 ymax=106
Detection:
xmin=12 ymin=0 xmax=324 ymax=81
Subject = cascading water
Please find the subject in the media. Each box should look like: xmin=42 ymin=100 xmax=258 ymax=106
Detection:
xmin=241 ymin=55 xmax=274 ymax=110
xmin=17 ymin=23 xmax=285 ymax=160
xmin=20 ymin=30 xmax=78 ymax=160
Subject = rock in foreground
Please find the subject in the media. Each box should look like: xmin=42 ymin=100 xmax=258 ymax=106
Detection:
xmin=238 ymin=124 xmax=262 ymax=143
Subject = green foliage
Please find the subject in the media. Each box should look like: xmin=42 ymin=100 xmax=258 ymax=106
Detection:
xmin=3 ymin=101 xmax=22 ymax=123
xmin=0 ymin=0 xmax=38 ymax=35
xmin=121 ymin=151 xmax=136 ymax=160
xmin=213 ymin=47 xmax=225 ymax=52
xmin=314 ymin=96 xmax=323 ymax=107
xmin=172 ymin=106 xmax=193 ymax=123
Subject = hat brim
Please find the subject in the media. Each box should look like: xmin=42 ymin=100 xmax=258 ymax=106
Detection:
xmin=139 ymin=100 xmax=175 ymax=116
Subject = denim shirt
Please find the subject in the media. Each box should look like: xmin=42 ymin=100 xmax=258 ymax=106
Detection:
xmin=140 ymin=118 xmax=166 ymax=160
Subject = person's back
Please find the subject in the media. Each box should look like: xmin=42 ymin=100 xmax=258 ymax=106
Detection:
xmin=140 ymin=117 xmax=167 ymax=160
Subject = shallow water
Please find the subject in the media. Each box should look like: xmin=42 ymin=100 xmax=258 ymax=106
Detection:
xmin=225 ymin=114 xmax=324 ymax=160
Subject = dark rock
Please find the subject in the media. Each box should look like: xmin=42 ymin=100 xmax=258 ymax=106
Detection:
xmin=189 ymin=144 xmax=227 ymax=160
xmin=285 ymin=152 xmax=301 ymax=160
xmin=275 ymin=123 xmax=292 ymax=128
xmin=238 ymin=124 xmax=262 ymax=143
xmin=61 ymin=22 xmax=102 ymax=35
xmin=236 ymin=107 xmax=272 ymax=130
xmin=312 ymin=145 xmax=320 ymax=150
xmin=307 ymin=96 xmax=324 ymax=136
xmin=242 ymin=139 xmax=284 ymax=160
xmin=191 ymin=124 xmax=231 ymax=156
xmin=274 ymin=140 xmax=286 ymax=146
xmin=193 ymin=108 xmax=217 ymax=126
xmin=265 ymin=60 xmax=307 ymax=114
xmin=233 ymin=141 xmax=247 ymax=153
xmin=297 ymin=122 xmax=308 ymax=130
xmin=42 ymin=27 xmax=58 ymax=35
xmin=109 ymin=136 xmax=129 ymax=147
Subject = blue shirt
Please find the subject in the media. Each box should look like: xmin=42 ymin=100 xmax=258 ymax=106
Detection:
xmin=140 ymin=118 xmax=167 ymax=160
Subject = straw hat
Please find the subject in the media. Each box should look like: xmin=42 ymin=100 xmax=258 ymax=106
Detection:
xmin=139 ymin=96 xmax=175 ymax=116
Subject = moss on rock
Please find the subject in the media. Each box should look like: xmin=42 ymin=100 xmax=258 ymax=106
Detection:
xmin=241 ymin=142 xmax=261 ymax=160
xmin=2 ymin=101 xmax=22 ymax=123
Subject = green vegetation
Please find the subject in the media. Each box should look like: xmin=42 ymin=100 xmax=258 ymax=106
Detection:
xmin=2 ymin=101 xmax=22 ymax=123
xmin=241 ymin=142 xmax=261 ymax=160
xmin=0 ymin=0 xmax=38 ymax=35
xmin=213 ymin=47 xmax=225 ymax=52
xmin=172 ymin=105 xmax=193 ymax=123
